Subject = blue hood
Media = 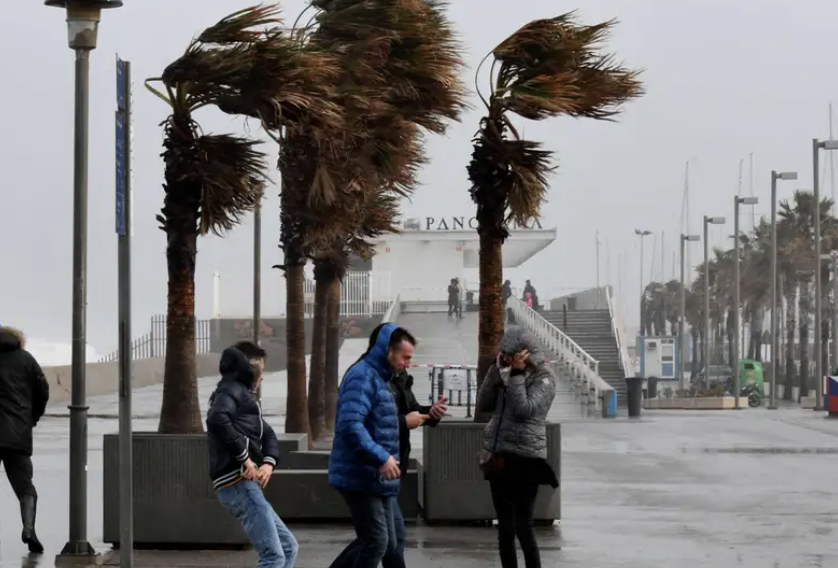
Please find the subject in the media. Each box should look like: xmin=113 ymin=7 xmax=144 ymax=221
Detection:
xmin=364 ymin=323 xmax=397 ymax=378
xmin=218 ymin=347 xmax=255 ymax=388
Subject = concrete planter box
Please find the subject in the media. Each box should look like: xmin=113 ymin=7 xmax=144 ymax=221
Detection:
xmin=103 ymin=433 xmax=420 ymax=547
xmin=644 ymin=397 xmax=738 ymax=410
xmin=421 ymin=420 xmax=560 ymax=525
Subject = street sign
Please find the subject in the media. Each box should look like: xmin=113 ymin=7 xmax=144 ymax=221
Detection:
xmin=115 ymin=111 xmax=125 ymax=235
xmin=116 ymin=57 xmax=125 ymax=110
xmin=630 ymin=356 xmax=640 ymax=373
xmin=443 ymin=367 xmax=468 ymax=391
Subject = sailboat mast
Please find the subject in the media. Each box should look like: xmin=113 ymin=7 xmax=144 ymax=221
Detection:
xmin=749 ymin=152 xmax=756 ymax=228
xmin=684 ymin=161 xmax=691 ymax=284
xmin=830 ymin=102 xmax=835 ymax=214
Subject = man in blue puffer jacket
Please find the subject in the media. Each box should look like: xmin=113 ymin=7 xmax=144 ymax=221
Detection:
xmin=328 ymin=323 xmax=415 ymax=568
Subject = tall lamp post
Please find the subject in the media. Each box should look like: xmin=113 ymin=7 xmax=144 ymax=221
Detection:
xmin=733 ymin=196 xmax=758 ymax=409
xmin=46 ymin=0 xmax=123 ymax=558
xmin=253 ymin=197 xmax=262 ymax=399
xmin=635 ymin=229 xmax=652 ymax=334
xmin=769 ymin=170 xmax=797 ymax=409
xmin=814 ymin=139 xmax=838 ymax=411
xmin=679 ymin=233 xmax=700 ymax=390
xmin=703 ymin=216 xmax=726 ymax=386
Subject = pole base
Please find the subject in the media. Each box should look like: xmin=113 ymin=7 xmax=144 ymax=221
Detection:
xmin=56 ymin=541 xmax=98 ymax=566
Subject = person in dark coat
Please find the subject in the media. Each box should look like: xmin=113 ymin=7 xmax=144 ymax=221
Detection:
xmin=328 ymin=323 xmax=415 ymax=568
xmin=387 ymin=368 xmax=446 ymax=559
xmin=206 ymin=342 xmax=296 ymax=568
xmin=0 ymin=326 xmax=49 ymax=553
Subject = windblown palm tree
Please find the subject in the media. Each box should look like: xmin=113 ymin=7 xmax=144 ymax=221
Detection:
xmin=468 ymin=13 xmax=643 ymax=388
xmin=147 ymin=9 xmax=286 ymax=433
xmin=307 ymin=191 xmax=402 ymax=439
xmin=274 ymin=0 xmax=465 ymax=439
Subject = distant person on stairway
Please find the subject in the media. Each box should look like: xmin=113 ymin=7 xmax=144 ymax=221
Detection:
xmin=207 ymin=342 xmax=297 ymax=568
xmin=523 ymin=280 xmax=539 ymax=310
xmin=475 ymin=326 xmax=558 ymax=568
xmin=502 ymin=280 xmax=513 ymax=322
xmin=328 ymin=324 xmax=416 ymax=568
xmin=0 ymin=326 xmax=49 ymax=553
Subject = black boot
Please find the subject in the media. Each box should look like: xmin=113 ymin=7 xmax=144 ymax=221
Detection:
xmin=20 ymin=495 xmax=44 ymax=553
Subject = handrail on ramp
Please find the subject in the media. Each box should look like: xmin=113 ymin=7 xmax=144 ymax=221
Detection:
xmin=507 ymin=297 xmax=616 ymax=418
xmin=380 ymin=293 xmax=402 ymax=324
xmin=605 ymin=286 xmax=632 ymax=378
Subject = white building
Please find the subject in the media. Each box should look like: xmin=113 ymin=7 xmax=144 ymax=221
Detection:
xmin=366 ymin=215 xmax=556 ymax=305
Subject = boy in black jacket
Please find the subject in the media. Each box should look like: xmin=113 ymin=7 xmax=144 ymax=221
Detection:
xmin=207 ymin=342 xmax=297 ymax=568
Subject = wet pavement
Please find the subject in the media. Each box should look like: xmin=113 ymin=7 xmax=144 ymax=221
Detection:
xmin=2 ymin=363 xmax=838 ymax=565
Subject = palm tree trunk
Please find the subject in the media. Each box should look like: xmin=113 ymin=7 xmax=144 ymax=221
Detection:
xmin=307 ymin=260 xmax=330 ymax=442
xmin=158 ymin=119 xmax=203 ymax=435
xmin=284 ymin=261 xmax=313 ymax=444
xmin=475 ymin=230 xmax=504 ymax=421
xmin=324 ymin=277 xmax=341 ymax=433
xmin=783 ymin=285 xmax=796 ymax=400
xmin=725 ymin=309 xmax=734 ymax=367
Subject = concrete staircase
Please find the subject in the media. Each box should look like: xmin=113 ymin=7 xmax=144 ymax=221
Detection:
xmin=542 ymin=309 xmax=626 ymax=404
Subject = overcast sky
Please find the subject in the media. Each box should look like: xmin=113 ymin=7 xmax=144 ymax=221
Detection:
xmin=2 ymin=0 xmax=836 ymax=353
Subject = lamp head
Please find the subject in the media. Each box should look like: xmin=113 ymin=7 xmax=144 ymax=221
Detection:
xmin=737 ymin=196 xmax=759 ymax=205
xmin=683 ymin=234 xmax=700 ymax=242
xmin=776 ymin=171 xmax=798 ymax=181
xmin=706 ymin=216 xmax=726 ymax=225
xmin=46 ymin=0 xmax=123 ymax=50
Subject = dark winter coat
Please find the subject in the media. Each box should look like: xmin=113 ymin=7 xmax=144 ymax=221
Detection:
xmin=328 ymin=323 xmax=401 ymax=497
xmin=206 ymin=347 xmax=280 ymax=489
xmin=0 ymin=327 xmax=49 ymax=455
xmin=390 ymin=370 xmax=439 ymax=476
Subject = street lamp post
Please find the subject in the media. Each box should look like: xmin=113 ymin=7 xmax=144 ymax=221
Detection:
xmin=734 ymin=196 xmax=758 ymax=410
xmin=679 ymin=234 xmax=700 ymax=391
xmin=253 ymin=197 xmax=262 ymax=399
xmin=769 ymin=170 xmax=797 ymax=409
xmin=635 ymin=229 xmax=652 ymax=334
xmin=703 ymin=216 xmax=726 ymax=387
xmin=46 ymin=0 xmax=123 ymax=558
xmin=813 ymin=139 xmax=838 ymax=411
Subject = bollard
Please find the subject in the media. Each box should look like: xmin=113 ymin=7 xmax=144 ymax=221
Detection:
xmin=625 ymin=377 xmax=643 ymax=418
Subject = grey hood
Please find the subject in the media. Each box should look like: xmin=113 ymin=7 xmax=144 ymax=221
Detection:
xmin=499 ymin=326 xmax=545 ymax=366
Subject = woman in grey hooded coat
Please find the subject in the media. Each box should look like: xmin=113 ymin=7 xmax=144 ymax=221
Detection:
xmin=476 ymin=326 xmax=558 ymax=568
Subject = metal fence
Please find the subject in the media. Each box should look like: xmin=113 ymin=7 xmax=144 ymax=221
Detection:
xmin=98 ymin=314 xmax=213 ymax=363
xmin=304 ymin=270 xmax=392 ymax=318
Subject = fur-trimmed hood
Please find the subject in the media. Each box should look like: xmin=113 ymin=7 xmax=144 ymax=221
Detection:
xmin=0 ymin=326 xmax=25 ymax=352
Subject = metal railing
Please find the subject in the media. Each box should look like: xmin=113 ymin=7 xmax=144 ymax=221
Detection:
xmin=304 ymin=270 xmax=392 ymax=318
xmin=98 ymin=314 xmax=213 ymax=363
xmin=380 ymin=292 xmax=402 ymax=324
xmin=508 ymin=296 xmax=614 ymax=413
xmin=605 ymin=285 xmax=632 ymax=377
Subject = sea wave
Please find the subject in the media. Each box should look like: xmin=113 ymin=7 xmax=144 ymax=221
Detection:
xmin=26 ymin=340 xmax=101 ymax=368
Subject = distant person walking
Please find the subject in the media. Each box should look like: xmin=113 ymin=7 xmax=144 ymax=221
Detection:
xmin=476 ymin=326 xmax=558 ymax=568
xmin=207 ymin=342 xmax=297 ymax=568
xmin=447 ymin=278 xmax=462 ymax=320
xmin=0 ymin=326 xmax=49 ymax=553
xmin=328 ymin=324 xmax=415 ymax=568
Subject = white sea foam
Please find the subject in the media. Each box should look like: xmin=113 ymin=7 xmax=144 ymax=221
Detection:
xmin=25 ymin=340 xmax=101 ymax=367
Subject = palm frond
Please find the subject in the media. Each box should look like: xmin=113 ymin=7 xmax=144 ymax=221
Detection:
xmin=157 ymin=114 xmax=267 ymax=238
xmin=490 ymin=13 xmax=643 ymax=121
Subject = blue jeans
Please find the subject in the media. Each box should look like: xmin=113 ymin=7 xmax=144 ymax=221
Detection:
xmin=329 ymin=492 xmax=405 ymax=568
xmin=216 ymin=480 xmax=298 ymax=568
